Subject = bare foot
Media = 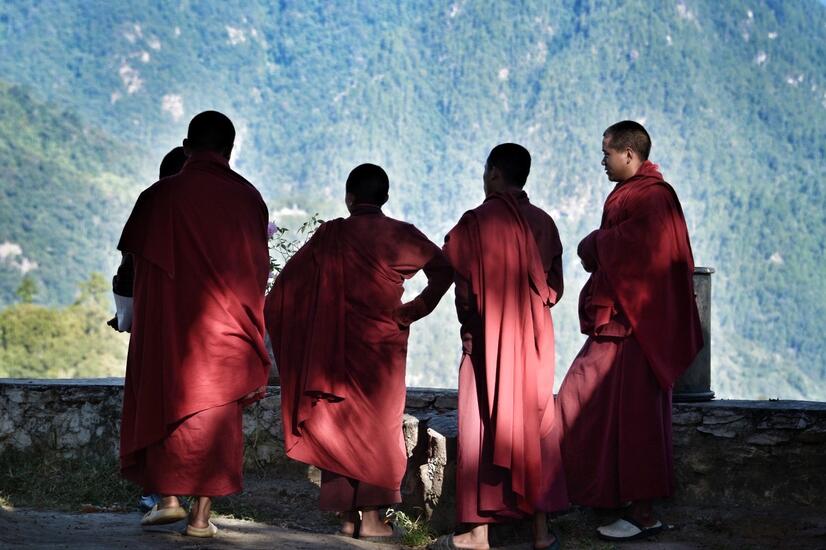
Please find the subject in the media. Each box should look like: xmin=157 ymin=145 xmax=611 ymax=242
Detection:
xmin=533 ymin=533 xmax=558 ymax=549
xmin=337 ymin=512 xmax=357 ymax=536
xmin=358 ymin=509 xmax=393 ymax=537
xmin=627 ymin=500 xmax=658 ymax=529
xmin=451 ymin=524 xmax=490 ymax=549
xmin=533 ymin=513 xmax=557 ymax=549
xmin=188 ymin=496 xmax=212 ymax=529
xmin=158 ymin=495 xmax=180 ymax=510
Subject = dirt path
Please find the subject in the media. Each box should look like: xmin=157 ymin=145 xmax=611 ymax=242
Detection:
xmin=4 ymin=505 xmax=824 ymax=549
xmin=0 ymin=508 xmax=393 ymax=549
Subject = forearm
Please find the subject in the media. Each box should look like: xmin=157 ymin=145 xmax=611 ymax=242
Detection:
xmin=395 ymin=254 xmax=454 ymax=326
xmin=577 ymin=230 xmax=599 ymax=273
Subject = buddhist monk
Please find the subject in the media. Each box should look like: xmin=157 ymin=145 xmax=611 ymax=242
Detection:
xmin=556 ymin=121 xmax=703 ymax=541
xmin=265 ymin=163 xmax=453 ymax=542
xmin=110 ymin=146 xmax=188 ymax=334
xmin=435 ymin=144 xmax=567 ymax=550
xmin=118 ymin=111 xmax=270 ymax=538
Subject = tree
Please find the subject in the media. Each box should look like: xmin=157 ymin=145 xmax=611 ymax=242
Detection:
xmin=74 ymin=272 xmax=110 ymax=311
xmin=14 ymin=275 xmax=38 ymax=304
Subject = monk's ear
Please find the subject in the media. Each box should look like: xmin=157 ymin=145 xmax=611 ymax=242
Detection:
xmin=182 ymin=138 xmax=192 ymax=157
xmin=379 ymin=194 xmax=389 ymax=207
xmin=624 ymin=147 xmax=635 ymax=164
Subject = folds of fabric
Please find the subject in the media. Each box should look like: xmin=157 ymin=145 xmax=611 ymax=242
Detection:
xmin=444 ymin=192 xmax=567 ymax=521
xmin=139 ymin=401 xmax=245 ymax=497
xmin=266 ymin=207 xmax=452 ymax=491
xmin=319 ymin=470 xmax=401 ymax=512
xmin=579 ymin=161 xmax=702 ymax=388
xmin=118 ymin=151 xmax=271 ymax=487
xmin=557 ymin=336 xmax=674 ymax=507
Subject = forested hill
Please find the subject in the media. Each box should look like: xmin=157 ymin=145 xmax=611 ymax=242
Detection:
xmin=0 ymin=0 xmax=824 ymax=400
xmin=0 ymin=82 xmax=147 ymax=306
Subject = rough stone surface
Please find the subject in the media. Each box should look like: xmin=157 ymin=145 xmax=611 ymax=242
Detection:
xmin=2 ymin=381 xmax=825 ymax=524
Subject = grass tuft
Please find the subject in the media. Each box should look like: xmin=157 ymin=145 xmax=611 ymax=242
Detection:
xmin=386 ymin=508 xmax=434 ymax=548
xmin=0 ymin=449 xmax=139 ymax=510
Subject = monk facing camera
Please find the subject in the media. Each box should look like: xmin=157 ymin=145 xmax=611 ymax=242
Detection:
xmin=118 ymin=111 xmax=271 ymax=538
xmin=266 ymin=163 xmax=453 ymax=543
xmin=557 ymin=121 xmax=703 ymax=542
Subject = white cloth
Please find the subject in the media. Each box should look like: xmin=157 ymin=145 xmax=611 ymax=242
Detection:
xmin=114 ymin=292 xmax=133 ymax=332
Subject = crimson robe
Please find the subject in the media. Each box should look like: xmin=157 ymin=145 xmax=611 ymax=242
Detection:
xmin=443 ymin=190 xmax=568 ymax=523
xmin=265 ymin=205 xmax=453 ymax=493
xmin=118 ymin=151 xmax=271 ymax=495
xmin=557 ymin=160 xmax=702 ymax=507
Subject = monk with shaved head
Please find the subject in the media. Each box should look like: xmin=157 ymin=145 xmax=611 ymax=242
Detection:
xmin=118 ymin=111 xmax=271 ymax=538
xmin=557 ymin=121 xmax=702 ymax=542
xmin=436 ymin=144 xmax=568 ymax=550
xmin=266 ymin=163 xmax=453 ymax=542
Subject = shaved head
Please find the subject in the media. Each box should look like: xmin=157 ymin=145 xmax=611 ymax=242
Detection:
xmin=159 ymin=146 xmax=187 ymax=179
xmin=186 ymin=111 xmax=235 ymax=154
xmin=346 ymin=163 xmax=389 ymax=207
xmin=486 ymin=143 xmax=531 ymax=188
xmin=603 ymin=120 xmax=651 ymax=160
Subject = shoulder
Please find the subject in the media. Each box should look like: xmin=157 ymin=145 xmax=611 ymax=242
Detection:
xmin=383 ymin=216 xmax=435 ymax=244
xmin=643 ymin=181 xmax=682 ymax=208
xmin=450 ymin=208 xmax=479 ymax=230
xmin=523 ymin=201 xmax=556 ymax=225
xmin=131 ymin=178 xmax=167 ymax=210
xmin=227 ymin=169 xmax=265 ymax=201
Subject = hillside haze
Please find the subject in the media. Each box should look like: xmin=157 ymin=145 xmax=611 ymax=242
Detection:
xmin=1 ymin=0 xmax=824 ymax=399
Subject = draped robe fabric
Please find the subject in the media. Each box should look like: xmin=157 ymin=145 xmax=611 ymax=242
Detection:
xmin=118 ymin=151 xmax=271 ymax=495
xmin=557 ymin=161 xmax=702 ymax=507
xmin=265 ymin=205 xmax=453 ymax=494
xmin=443 ymin=191 xmax=568 ymax=523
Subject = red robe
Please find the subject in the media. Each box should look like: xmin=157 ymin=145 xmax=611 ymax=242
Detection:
xmin=265 ymin=205 xmax=452 ymax=492
xmin=557 ymin=160 xmax=702 ymax=507
xmin=118 ymin=151 xmax=271 ymax=495
xmin=443 ymin=191 xmax=568 ymax=523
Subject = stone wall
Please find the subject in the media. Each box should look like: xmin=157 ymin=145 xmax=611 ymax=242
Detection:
xmin=2 ymin=380 xmax=824 ymax=529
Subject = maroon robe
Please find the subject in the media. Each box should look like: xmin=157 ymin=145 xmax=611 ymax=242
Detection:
xmin=557 ymin=160 xmax=702 ymax=507
xmin=265 ymin=205 xmax=452 ymax=505
xmin=118 ymin=151 xmax=271 ymax=495
xmin=443 ymin=190 xmax=568 ymax=523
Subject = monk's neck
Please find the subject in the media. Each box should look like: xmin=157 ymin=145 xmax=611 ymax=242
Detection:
xmin=485 ymin=188 xmax=528 ymax=203
xmin=348 ymin=204 xmax=383 ymax=217
xmin=185 ymin=150 xmax=230 ymax=167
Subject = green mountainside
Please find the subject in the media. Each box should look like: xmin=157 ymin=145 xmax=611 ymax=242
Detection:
xmin=0 ymin=0 xmax=824 ymax=399
xmin=0 ymin=82 xmax=147 ymax=305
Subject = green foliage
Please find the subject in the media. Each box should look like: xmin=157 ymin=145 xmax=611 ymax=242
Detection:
xmin=267 ymin=214 xmax=322 ymax=285
xmin=386 ymin=508 xmax=434 ymax=548
xmin=0 ymin=82 xmax=148 ymax=307
xmin=14 ymin=275 xmax=37 ymax=304
xmin=0 ymin=0 xmax=823 ymax=399
xmin=0 ymin=274 xmax=127 ymax=378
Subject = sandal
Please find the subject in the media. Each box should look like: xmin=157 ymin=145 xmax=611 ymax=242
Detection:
xmin=185 ymin=520 xmax=219 ymax=538
xmin=596 ymin=517 xmax=663 ymax=541
xmin=140 ymin=504 xmax=187 ymax=526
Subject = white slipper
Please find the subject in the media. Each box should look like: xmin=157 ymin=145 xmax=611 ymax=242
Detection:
xmin=597 ymin=517 xmax=663 ymax=541
xmin=185 ymin=521 xmax=219 ymax=538
xmin=140 ymin=504 xmax=188 ymax=526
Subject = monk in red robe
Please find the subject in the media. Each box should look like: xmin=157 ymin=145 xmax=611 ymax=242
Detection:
xmin=436 ymin=144 xmax=567 ymax=550
xmin=109 ymin=146 xmax=188 ymax=333
xmin=265 ymin=163 xmax=453 ymax=542
xmin=556 ymin=121 xmax=703 ymax=541
xmin=118 ymin=111 xmax=270 ymax=538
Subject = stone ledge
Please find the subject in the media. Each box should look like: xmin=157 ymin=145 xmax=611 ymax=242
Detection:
xmin=2 ymin=379 xmax=825 ymax=528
